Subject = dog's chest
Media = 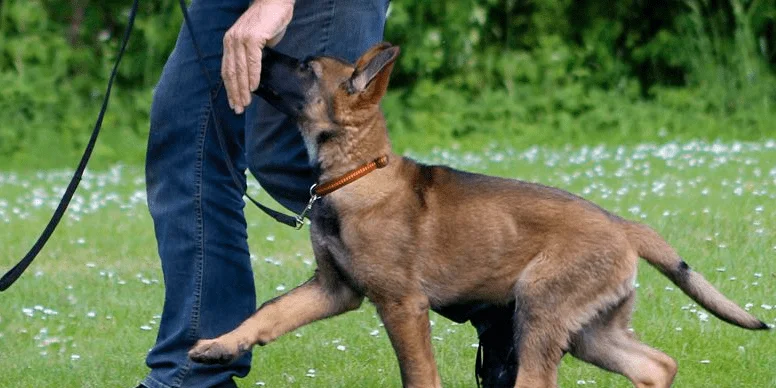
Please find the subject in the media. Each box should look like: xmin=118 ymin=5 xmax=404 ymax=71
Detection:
xmin=309 ymin=200 xmax=355 ymax=273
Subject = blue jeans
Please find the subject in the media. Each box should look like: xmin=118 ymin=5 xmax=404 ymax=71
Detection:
xmin=143 ymin=0 xmax=389 ymax=387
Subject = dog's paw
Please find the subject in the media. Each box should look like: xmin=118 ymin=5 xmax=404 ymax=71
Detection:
xmin=188 ymin=339 xmax=241 ymax=365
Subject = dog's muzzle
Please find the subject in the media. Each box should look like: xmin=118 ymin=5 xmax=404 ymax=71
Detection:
xmin=254 ymin=47 xmax=309 ymax=117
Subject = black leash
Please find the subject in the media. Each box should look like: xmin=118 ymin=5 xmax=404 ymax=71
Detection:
xmin=0 ymin=0 xmax=299 ymax=291
xmin=0 ymin=1 xmax=139 ymax=291
xmin=177 ymin=0 xmax=300 ymax=229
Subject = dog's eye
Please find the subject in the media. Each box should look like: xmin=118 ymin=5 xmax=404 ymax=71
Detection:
xmin=299 ymin=62 xmax=311 ymax=72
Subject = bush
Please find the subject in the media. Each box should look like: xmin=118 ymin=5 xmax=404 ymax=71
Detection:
xmin=0 ymin=0 xmax=774 ymax=169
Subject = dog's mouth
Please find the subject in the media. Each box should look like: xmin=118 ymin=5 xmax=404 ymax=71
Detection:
xmin=254 ymin=83 xmax=284 ymax=109
xmin=255 ymin=84 xmax=305 ymax=117
xmin=254 ymin=75 xmax=302 ymax=117
xmin=253 ymin=47 xmax=308 ymax=117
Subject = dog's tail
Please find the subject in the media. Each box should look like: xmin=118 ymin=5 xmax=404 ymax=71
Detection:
xmin=624 ymin=221 xmax=769 ymax=330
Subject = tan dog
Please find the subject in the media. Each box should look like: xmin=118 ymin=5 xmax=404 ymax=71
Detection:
xmin=188 ymin=43 xmax=769 ymax=388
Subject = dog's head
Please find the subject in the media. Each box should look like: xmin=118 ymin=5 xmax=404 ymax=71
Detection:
xmin=256 ymin=43 xmax=400 ymax=162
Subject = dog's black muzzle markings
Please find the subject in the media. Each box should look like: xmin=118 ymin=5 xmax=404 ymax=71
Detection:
xmin=255 ymin=47 xmax=311 ymax=118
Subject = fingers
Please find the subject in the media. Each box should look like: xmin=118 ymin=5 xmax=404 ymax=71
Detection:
xmin=221 ymin=0 xmax=294 ymax=114
xmin=223 ymin=32 xmax=257 ymax=115
xmin=233 ymin=38 xmax=252 ymax=112
xmin=246 ymin=41 xmax=262 ymax=94
xmin=222 ymin=33 xmax=239 ymax=113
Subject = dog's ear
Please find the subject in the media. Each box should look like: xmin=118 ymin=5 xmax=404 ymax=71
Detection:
xmin=347 ymin=43 xmax=400 ymax=102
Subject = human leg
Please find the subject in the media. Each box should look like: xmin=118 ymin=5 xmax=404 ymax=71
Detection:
xmin=143 ymin=1 xmax=255 ymax=387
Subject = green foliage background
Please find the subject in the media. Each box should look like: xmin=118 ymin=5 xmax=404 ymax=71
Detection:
xmin=1 ymin=0 xmax=774 ymax=168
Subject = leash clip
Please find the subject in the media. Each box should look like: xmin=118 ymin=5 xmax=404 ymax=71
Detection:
xmin=294 ymin=184 xmax=320 ymax=229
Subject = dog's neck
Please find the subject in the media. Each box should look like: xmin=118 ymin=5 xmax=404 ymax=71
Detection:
xmin=311 ymin=114 xmax=393 ymax=184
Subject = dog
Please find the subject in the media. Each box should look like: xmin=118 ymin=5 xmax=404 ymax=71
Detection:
xmin=187 ymin=43 xmax=770 ymax=388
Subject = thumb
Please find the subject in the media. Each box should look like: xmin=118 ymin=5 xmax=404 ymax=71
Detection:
xmin=267 ymin=26 xmax=287 ymax=48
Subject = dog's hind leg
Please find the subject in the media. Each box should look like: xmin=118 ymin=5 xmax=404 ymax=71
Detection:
xmin=189 ymin=251 xmax=363 ymax=365
xmin=569 ymin=293 xmax=677 ymax=388
xmin=511 ymin=291 xmax=565 ymax=388
xmin=374 ymin=293 xmax=442 ymax=388
xmin=511 ymin=250 xmax=634 ymax=388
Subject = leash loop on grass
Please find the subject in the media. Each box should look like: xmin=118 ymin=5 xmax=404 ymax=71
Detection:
xmin=0 ymin=0 xmax=140 ymax=291
xmin=2 ymin=0 xmax=322 ymax=291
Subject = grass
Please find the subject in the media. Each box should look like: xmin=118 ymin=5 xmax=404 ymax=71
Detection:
xmin=0 ymin=140 xmax=774 ymax=387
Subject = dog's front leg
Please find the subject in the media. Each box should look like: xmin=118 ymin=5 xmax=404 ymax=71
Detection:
xmin=375 ymin=294 xmax=442 ymax=388
xmin=189 ymin=272 xmax=363 ymax=365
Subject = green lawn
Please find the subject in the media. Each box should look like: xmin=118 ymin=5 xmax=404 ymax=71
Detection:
xmin=1 ymin=140 xmax=774 ymax=387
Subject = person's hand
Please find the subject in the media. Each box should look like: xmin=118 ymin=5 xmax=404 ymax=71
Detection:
xmin=222 ymin=0 xmax=295 ymax=114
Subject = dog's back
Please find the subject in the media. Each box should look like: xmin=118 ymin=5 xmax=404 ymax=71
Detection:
xmin=379 ymin=157 xmax=634 ymax=308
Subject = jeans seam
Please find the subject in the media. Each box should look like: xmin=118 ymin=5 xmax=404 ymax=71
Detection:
xmin=318 ymin=0 xmax=335 ymax=54
xmin=142 ymin=375 xmax=175 ymax=388
xmin=171 ymin=95 xmax=212 ymax=388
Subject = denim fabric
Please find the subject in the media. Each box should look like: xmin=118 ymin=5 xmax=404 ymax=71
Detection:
xmin=143 ymin=0 xmax=389 ymax=387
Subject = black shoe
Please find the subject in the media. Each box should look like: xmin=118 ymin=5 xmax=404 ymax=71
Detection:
xmin=135 ymin=380 xmax=236 ymax=388
xmin=471 ymin=304 xmax=518 ymax=387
